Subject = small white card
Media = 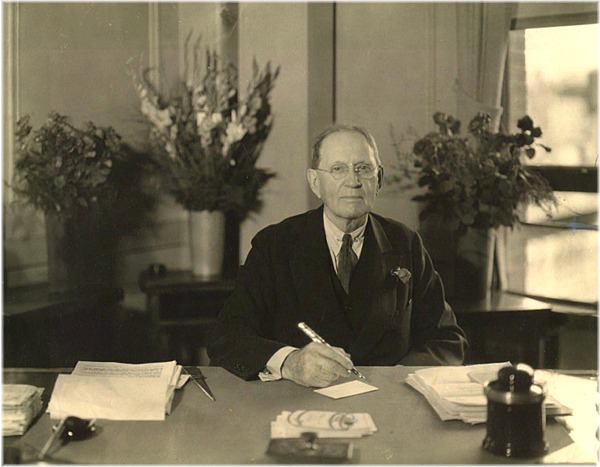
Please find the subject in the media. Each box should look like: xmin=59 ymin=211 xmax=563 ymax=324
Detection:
xmin=314 ymin=380 xmax=379 ymax=399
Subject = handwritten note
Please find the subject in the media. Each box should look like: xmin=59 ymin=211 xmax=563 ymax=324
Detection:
xmin=314 ymin=380 xmax=379 ymax=399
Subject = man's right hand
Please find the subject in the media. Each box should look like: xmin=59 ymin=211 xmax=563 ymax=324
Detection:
xmin=281 ymin=342 xmax=354 ymax=387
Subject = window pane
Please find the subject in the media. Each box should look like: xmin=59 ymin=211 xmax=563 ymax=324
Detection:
xmin=508 ymin=24 xmax=598 ymax=166
xmin=506 ymin=224 xmax=598 ymax=304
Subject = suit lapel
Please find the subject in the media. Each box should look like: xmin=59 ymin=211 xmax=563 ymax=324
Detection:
xmin=289 ymin=208 xmax=349 ymax=329
xmin=351 ymin=215 xmax=407 ymax=356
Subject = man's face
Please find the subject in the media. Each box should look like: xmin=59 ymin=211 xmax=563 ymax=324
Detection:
xmin=307 ymin=130 xmax=381 ymax=230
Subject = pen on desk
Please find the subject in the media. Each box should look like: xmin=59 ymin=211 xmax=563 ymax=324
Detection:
xmin=297 ymin=322 xmax=366 ymax=380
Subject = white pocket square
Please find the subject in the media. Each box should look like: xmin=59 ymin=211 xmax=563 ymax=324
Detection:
xmin=391 ymin=267 xmax=411 ymax=284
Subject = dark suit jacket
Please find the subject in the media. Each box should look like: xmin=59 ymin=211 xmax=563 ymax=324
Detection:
xmin=208 ymin=206 xmax=467 ymax=380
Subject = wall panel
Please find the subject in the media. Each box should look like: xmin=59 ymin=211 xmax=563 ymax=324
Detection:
xmin=3 ymin=3 xmax=153 ymax=287
xmin=335 ymin=3 xmax=458 ymax=229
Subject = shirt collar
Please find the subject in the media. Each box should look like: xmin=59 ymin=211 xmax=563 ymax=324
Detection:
xmin=323 ymin=211 xmax=368 ymax=244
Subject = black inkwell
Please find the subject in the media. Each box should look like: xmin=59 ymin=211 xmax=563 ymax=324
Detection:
xmin=482 ymin=363 xmax=548 ymax=458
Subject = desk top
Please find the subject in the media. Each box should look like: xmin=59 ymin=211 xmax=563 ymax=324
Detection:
xmin=13 ymin=366 xmax=576 ymax=464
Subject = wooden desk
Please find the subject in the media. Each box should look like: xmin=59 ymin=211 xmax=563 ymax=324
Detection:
xmin=449 ymin=292 xmax=567 ymax=369
xmin=9 ymin=366 xmax=582 ymax=464
xmin=139 ymin=270 xmax=235 ymax=365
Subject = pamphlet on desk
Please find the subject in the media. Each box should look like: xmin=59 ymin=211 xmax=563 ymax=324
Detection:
xmin=406 ymin=362 xmax=573 ymax=424
xmin=47 ymin=361 xmax=186 ymax=421
xmin=271 ymin=410 xmax=378 ymax=439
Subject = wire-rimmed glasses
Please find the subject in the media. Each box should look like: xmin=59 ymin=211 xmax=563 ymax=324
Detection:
xmin=313 ymin=162 xmax=380 ymax=180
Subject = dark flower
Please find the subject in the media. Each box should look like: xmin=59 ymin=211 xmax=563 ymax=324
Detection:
xmin=413 ymin=139 xmax=429 ymax=155
xmin=517 ymin=115 xmax=534 ymax=132
xmin=433 ymin=112 xmax=447 ymax=126
xmin=448 ymin=117 xmax=461 ymax=135
xmin=391 ymin=112 xmax=556 ymax=231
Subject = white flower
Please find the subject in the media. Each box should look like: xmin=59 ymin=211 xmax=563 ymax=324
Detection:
xmin=196 ymin=112 xmax=207 ymax=128
xmin=196 ymin=95 xmax=207 ymax=107
xmin=211 ymin=112 xmax=223 ymax=124
xmin=169 ymin=125 xmax=178 ymax=141
xmin=225 ymin=121 xmax=247 ymax=145
xmin=154 ymin=108 xmax=172 ymax=131
xmin=140 ymin=98 xmax=155 ymax=119
xmin=141 ymin=99 xmax=171 ymax=132
xmin=165 ymin=142 xmax=177 ymax=160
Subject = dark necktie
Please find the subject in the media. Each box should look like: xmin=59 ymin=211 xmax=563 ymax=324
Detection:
xmin=338 ymin=234 xmax=358 ymax=294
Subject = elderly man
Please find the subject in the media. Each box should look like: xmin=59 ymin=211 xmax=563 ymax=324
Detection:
xmin=208 ymin=124 xmax=467 ymax=387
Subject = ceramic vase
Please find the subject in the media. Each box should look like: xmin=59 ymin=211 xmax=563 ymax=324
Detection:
xmin=189 ymin=210 xmax=226 ymax=279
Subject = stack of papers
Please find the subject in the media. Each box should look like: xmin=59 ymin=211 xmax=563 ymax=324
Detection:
xmin=271 ymin=410 xmax=377 ymax=438
xmin=406 ymin=362 xmax=570 ymax=424
xmin=3 ymin=384 xmax=44 ymax=436
xmin=48 ymin=361 xmax=185 ymax=421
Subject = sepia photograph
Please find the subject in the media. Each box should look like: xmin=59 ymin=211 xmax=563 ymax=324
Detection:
xmin=2 ymin=1 xmax=598 ymax=464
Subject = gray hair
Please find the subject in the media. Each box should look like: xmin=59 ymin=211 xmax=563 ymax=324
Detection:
xmin=310 ymin=124 xmax=381 ymax=169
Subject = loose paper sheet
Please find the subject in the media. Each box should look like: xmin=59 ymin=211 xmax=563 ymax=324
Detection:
xmin=314 ymin=380 xmax=379 ymax=399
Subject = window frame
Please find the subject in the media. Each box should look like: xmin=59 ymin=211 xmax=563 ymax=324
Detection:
xmin=503 ymin=13 xmax=598 ymax=309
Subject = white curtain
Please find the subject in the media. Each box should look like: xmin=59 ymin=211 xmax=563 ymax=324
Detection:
xmin=455 ymin=2 xmax=516 ymax=130
xmin=455 ymin=3 xmax=517 ymax=291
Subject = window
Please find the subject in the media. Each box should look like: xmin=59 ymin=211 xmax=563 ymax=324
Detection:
xmin=504 ymin=18 xmax=598 ymax=308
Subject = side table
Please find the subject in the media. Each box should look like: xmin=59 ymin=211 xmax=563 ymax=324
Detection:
xmin=449 ymin=291 xmax=567 ymax=368
xmin=138 ymin=269 xmax=235 ymax=365
xmin=3 ymin=285 xmax=123 ymax=367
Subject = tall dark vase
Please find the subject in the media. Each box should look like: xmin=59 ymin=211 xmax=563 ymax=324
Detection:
xmin=419 ymin=217 xmax=458 ymax=298
xmin=222 ymin=211 xmax=241 ymax=280
xmin=454 ymin=227 xmax=496 ymax=300
xmin=45 ymin=210 xmax=118 ymax=298
xmin=420 ymin=218 xmax=496 ymax=301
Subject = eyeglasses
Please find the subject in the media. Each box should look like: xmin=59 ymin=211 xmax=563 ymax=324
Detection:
xmin=314 ymin=163 xmax=380 ymax=180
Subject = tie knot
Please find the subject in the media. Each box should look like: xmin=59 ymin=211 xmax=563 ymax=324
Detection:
xmin=342 ymin=234 xmax=353 ymax=247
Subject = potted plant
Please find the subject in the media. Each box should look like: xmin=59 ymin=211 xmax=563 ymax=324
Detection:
xmin=129 ymin=34 xmax=279 ymax=279
xmin=392 ymin=112 xmax=556 ymax=299
xmin=11 ymin=112 xmax=157 ymax=296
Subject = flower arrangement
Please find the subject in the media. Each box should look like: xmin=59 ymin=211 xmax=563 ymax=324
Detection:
xmin=13 ymin=112 xmax=122 ymax=218
xmin=392 ymin=112 xmax=556 ymax=233
xmin=11 ymin=111 xmax=158 ymax=232
xmin=129 ymin=35 xmax=279 ymax=217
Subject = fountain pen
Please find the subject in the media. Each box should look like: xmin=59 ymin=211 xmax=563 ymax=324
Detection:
xmin=297 ymin=322 xmax=366 ymax=380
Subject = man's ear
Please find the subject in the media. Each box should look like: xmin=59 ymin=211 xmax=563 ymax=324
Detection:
xmin=377 ymin=166 xmax=384 ymax=192
xmin=306 ymin=169 xmax=321 ymax=199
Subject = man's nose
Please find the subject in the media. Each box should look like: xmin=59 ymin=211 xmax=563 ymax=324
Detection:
xmin=345 ymin=167 xmax=362 ymax=185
